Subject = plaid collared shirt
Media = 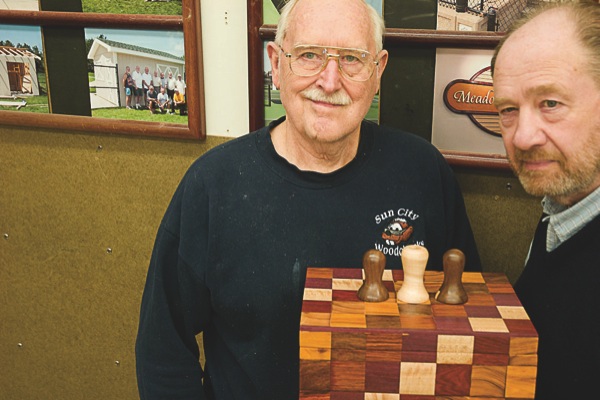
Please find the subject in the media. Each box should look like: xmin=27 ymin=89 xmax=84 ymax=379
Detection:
xmin=541 ymin=185 xmax=600 ymax=252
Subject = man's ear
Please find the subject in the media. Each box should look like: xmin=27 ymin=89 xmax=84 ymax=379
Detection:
xmin=267 ymin=42 xmax=282 ymax=89
xmin=376 ymin=50 xmax=389 ymax=80
xmin=374 ymin=49 xmax=389 ymax=92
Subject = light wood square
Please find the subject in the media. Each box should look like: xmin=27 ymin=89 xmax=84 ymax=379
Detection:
xmin=399 ymin=362 xmax=436 ymax=395
xmin=304 ymin=288 xmax=332 ymax=301
xmin=469 ymin=317 xmax=509 ymax=333
xmin=437 ymin=335 xmax=474 ymax=364
xmin=365 ymin=393 xmax=400 ymax=400
xmin=332 ymin=278 xmax=363 ymax=291
xmin=497 ymin=305 xmax=530 ymax=320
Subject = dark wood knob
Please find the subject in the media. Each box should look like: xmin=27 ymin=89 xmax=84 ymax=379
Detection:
xmin=357 ymin=249 xmax=389 ymax=302
xmin=436 ymin=248 xmax=468 ymax=305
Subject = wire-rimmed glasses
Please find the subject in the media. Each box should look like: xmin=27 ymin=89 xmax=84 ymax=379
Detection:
xmin=280 ymin=44 xmax=379 ymax=82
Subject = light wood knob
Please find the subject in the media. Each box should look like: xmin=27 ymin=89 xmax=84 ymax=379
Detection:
xmin=396 ymin=245 xmax=429 ymax=304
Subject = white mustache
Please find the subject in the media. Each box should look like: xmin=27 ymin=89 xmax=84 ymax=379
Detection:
xmin=301 ymin=88 xmax=352 ymax=106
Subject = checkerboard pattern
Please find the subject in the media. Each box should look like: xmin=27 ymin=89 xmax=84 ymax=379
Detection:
xmin=299 ymin=268 xmax=538 ymax=399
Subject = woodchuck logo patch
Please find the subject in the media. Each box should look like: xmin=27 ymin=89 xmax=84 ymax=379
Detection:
xmin=381 ymin=217 xmax=414 ymax=246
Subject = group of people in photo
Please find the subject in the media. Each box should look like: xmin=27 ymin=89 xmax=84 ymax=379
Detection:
xmin=122 ymin=65 xmax=187 ymax=116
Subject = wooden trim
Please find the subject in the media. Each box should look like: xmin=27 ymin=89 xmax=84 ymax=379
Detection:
xmin=0 ymin=10 xmax=182 ymax=30
xmin=0 ymin=0 xmax=205 ymax=140
xmin=247 ymin=0 xmax=265 ymax=132
xmin=259 ymin=25 xmax=503 ymax=48
xmin=183 ymin=0 xmax=206 ymax=139
xmin=442 ymin=150 xmax=510 ymax=170
xmin=0 ymin=110 xmax=193 ymax=138
xmin=384 ymin=28 xmax=502 ymax=47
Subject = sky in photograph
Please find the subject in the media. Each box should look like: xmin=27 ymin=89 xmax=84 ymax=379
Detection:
xmin=0 ymin=25 xmax=42 ymax=49
xmin=86 ymin=28 xmax=185 ymax=58
xmin=0 ymin=25 xmax=184 ymax=58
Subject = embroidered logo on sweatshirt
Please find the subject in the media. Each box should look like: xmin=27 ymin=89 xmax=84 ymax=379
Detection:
xmin=381 ymin=217 xmax=413 ymax=245
xmin=374 ymin=208 xmax=422 ymax=257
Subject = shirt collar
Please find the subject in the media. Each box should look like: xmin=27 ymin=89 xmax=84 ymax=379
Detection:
xmin=541 ymin=185 xmax=600 ymax=251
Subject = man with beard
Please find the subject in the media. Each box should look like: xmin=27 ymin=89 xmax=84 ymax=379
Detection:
xmin=491 ymin=1 xmax=600 ymax=398
xmin=135 ymin=0 xmax=481 ymax=398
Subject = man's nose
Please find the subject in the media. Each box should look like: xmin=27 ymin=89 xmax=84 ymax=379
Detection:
xmin=317 ymin=57 xmax=343 ymax=92
xmin=512 ymin=109 xmax=547 ymax=150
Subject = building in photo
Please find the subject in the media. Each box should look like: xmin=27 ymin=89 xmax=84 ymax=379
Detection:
xmin=87 ymin=38 xmax=185 ymax=109
xmin=0 ymin=45 xmax=41 ymax=96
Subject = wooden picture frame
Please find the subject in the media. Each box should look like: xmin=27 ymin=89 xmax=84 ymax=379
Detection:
xmin=0 ymin=0 xmax=205 ymax=140
xmin=247 ymin=1 xmax=510 ymax=169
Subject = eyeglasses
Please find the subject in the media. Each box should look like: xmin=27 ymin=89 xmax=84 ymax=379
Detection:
xmin=280 ymin=44 xmax=379 ymax=82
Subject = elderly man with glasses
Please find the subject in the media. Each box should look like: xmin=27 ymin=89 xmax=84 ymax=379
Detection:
xmin=135 ymin=0 xmax=481 ymax=399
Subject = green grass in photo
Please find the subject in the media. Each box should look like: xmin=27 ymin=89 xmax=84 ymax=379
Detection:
xmin=86 ymin=71 xmax=186 ymax=123
xmin=0 ymin=95 xmax=49 ymax=114
xmin=81 ymin=0 xmax=182 ymax=15
xmin=92 ymin=107 xmax=188 ymax=125
xmin=0 ymin=72 xmax=49 ymax=114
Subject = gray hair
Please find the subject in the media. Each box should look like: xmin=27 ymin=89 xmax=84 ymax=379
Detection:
xmin=274 ymin=0 xmax=385 ymax=53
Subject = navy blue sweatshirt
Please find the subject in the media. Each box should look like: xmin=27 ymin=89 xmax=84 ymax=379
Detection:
xmin=135 ymin=118 xmax=481 ymax=399
xmin=514 ymin=214 xmax=600 ymax=399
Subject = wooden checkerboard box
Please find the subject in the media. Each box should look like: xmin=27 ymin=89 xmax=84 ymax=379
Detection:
xmin=299 ymin=267 xmax=538 ymax=399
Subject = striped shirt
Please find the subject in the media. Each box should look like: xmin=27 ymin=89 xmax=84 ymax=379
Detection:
xmin=542 ymin=185 xmax=600 ymax=252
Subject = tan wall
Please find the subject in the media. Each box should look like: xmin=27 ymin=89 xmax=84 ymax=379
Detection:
xmin=453 ymin=167 xmax=541 ymax=282
xmin=0 ymin=125 xmax=229 ymax=399
xmin=0 ymin=124 xmax=541 ymax=399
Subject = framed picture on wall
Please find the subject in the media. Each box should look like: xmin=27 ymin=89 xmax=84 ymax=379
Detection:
xmin=0 ymin=0 xmax=205 ymax=140
xmin=0 ymin=24 xmax=48 ymax=113
xmin=84 ymin=27 xmax=188 ymax=123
